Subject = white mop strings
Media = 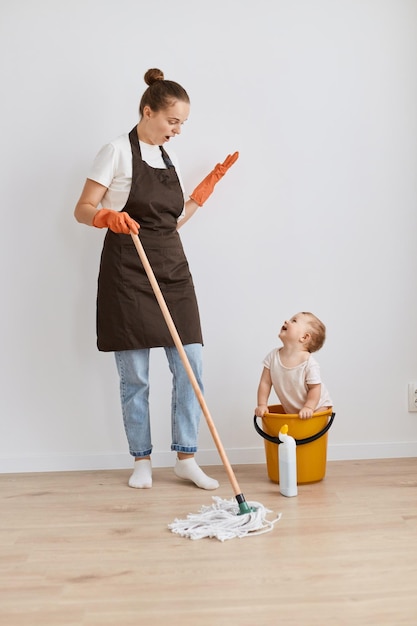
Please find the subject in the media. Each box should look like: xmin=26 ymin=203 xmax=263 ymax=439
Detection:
xmin=169 ymin=496 xmax=282 ymax=541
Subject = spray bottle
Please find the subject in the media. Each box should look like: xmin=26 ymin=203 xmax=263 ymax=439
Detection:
xmin=278 ymin=424 xmax=298 ymax=497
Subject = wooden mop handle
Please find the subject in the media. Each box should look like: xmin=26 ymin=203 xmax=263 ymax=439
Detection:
xmin=130 ymin=232 xmax=242 ymax=497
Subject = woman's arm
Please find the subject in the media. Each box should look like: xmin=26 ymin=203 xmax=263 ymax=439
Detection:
xmin=177 ymin=152 xmax=239 ymax=230
xmin=74 ymin=178 xmax=108 ymax=226
xmin=74 ymin=179 xmax=139 ymax=234
xmin=176 ymin=198 xmax=200 ymax=230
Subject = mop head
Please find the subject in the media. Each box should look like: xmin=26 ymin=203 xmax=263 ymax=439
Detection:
xmin=168 ymin=496 xmax=281 ymax=541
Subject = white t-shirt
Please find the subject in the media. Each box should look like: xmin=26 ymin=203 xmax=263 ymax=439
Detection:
xmin=87 ymin=133 xmax=186 ymax=216
xmin=263 ymin=348 xmax=333 ymax=414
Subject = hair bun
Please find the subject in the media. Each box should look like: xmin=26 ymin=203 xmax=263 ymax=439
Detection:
xmin=144 ymin=68 xmax=164 ymax=86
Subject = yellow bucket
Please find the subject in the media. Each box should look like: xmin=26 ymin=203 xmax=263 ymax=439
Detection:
xmin=254 ymin=404 xmax=335 ymax=484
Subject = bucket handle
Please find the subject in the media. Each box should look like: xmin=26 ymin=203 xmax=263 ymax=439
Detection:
xmin=253 ymin=412 xmax=335 ymax=446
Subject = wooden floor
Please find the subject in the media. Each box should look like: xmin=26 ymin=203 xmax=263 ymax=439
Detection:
xmin=1 ymin=459 xmax=417 ymax=625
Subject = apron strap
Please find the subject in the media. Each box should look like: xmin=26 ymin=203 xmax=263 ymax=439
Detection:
xmin=159 ymin=146 xmax=175 ymax=169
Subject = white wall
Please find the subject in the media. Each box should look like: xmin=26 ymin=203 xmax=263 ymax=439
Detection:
xmin=1 ymin=0 xmax=417 ymax=473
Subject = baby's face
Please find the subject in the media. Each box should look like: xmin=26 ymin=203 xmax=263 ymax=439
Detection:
xmin=279 ymin=313 xmax=310 ymax=343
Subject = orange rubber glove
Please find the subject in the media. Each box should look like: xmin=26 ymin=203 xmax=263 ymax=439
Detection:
xmin=190 ymin=151 xmax=239 ymax=207
xmin=93 ymin=209 xmax=139 ymax=235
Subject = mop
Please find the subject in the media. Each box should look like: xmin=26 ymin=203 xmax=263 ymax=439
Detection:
xmin=131 ymin=233 xmax=281 ymax=540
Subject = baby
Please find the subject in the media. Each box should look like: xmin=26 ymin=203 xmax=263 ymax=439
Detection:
xmin=255 ymin=312 xmax=332 ymax=419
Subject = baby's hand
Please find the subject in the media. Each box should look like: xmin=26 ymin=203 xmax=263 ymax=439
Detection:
xmin=299 ymin=406 xmax=314 ymax=419
xmin=255 ymin=404 xmax=268 ymax=417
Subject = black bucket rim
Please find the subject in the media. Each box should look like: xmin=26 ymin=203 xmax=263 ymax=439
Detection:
xmin=254 ymin=410 xmax=335 ymax=446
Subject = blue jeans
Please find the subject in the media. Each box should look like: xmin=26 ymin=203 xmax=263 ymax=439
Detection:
xmin=114 ymin=344 xmax=203 ymax=458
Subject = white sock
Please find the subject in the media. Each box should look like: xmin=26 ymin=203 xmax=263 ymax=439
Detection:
xmin=128 ymin=459 xmax=152 ymax=489
xmin=174 ymin=457 xmax=219 ymax=490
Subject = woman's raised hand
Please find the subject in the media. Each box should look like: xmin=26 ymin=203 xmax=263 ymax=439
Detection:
xmin=190 ymin=152 xmax=239 ymax=207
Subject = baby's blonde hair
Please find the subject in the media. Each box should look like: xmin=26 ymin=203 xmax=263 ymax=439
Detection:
xmin=301 ymin=312 xmax=326 ymax=353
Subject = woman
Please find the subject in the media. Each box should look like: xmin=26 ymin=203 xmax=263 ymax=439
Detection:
xmin=74 ymin=68 xmax=238 ymax=490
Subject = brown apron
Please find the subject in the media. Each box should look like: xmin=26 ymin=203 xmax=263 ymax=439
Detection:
xmin=96 ymin=127 xmax=203 ymax=352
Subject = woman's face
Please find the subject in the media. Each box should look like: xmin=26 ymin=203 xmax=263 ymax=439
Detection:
xmin=140 ymin=100 xmax=190 ymax=145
